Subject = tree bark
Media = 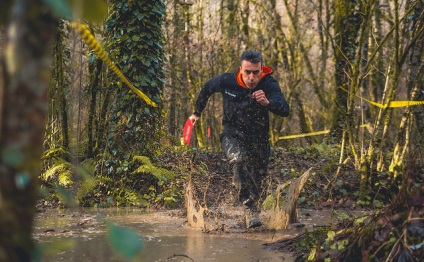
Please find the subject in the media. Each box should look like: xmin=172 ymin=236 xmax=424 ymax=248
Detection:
xmin=87 ymin=58 xmax=102 ymax=158
xmin=0 ymin=0 xmax=57 ymax=260
xmin=330 ymin=0 xmax=361 ymax=142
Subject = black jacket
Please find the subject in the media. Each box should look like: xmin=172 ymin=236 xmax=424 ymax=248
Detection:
xmin=193 ymin=68 xmax=290 ymax=140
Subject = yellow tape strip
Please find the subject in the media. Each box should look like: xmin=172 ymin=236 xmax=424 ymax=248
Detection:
xmin=278 ymin=124 xmax=371 ymax=140
xmin=71 ymin=22 xmax=157 ymax=107
xmin=278 ymin=130 xmax=330 ymax=140
xmin=386 ymin=100 xmax=424 ymax=108
xmin=339 ymin=86 xmax=423 ymax=108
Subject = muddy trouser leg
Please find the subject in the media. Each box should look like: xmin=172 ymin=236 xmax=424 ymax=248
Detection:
xmin=246 ymin=140 xmax=270 ymax=209
xmin=244 ymin=140 xmax=270 ymax=228
xmin=220 ymin=134 xmax=250 ymax=204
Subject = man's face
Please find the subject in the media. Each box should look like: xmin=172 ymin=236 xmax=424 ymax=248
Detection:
xmin=240 ymin=60 xmax=262 ymax=89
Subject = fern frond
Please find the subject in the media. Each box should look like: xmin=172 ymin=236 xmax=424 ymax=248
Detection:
xmin=42 ymin=147 xmax=69 ymax=160
xmin=132 ymin=155 xmax=174 ymax=181
xmin=75 ymin=158 xmax=96 ymax=179
xmin=76 ymin=177 xmax=98 ymax=201
xmin=41 ymin=162 xmax=74 ymax=187
xmin=133 ymin=156 xmax=152 ymax=165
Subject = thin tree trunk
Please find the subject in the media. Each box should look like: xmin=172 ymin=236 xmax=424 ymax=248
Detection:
xmin=389 ymin=1 xmax=424 ymax=178
xmin=87 ymin=58 xmax=102 ymax=158
xmin=330 ymin=0 xmax=361 ymax=142
xmin=53 ymin=21 xmax=69 ymax=151
xmin=95 ymin=74 xmax=112 ymax=155
xmin=282 ymin=0 xmax=330 ymax=110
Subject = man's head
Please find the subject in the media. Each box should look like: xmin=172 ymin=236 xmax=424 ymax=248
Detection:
xmin=240 ymin=50 xmax=263 ymax=89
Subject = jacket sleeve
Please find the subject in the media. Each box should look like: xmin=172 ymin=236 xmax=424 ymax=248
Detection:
xmin=193 ymin=75 xmax=222 ymax=117
xmin=265 ymin=80 xmax=290 ymax=117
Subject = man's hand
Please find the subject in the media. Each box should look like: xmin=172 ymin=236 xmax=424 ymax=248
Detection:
xmin=251 ymin=90 xmax=270 ymax=106
xmin=189 ymin=114 xmax=200 ymax=125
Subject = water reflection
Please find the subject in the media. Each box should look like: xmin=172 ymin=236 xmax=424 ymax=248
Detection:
xmin=33 ymin=208 xmax=353 ymax=261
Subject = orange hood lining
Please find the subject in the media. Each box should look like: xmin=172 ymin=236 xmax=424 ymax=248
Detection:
xmin=236 ymin=65 xmax=273 ymax=89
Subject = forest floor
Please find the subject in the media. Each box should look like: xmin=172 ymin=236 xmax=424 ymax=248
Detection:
xmin=157 ymin=144 xmax=423 ymax=261
xmin=159 ymin=143 xmax=363 ymax=212
xmin=37 ymin=143 xmax=422 ymax=260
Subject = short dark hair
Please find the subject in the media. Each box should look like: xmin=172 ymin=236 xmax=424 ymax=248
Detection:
xmin=240 ymin=50 xmax=263 ymax=65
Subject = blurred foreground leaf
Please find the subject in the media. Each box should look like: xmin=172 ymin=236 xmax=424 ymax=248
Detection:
xmin=33 ymin=239 xmax=76 ymax=262
xmin=42 ymin=0 xmax=107 ymax=23
xmin=56 ymin=185 xmax=77 ymax=207
xmin=42 ymin=0 xmax=72 ymax=19
xmin=107 ymin=222 xmax=143 ymax=259
xmin=69 ymin=0 xmax=107 ymax=23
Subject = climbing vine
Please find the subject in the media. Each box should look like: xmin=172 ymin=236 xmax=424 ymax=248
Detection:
xmin=104 ymin=0 xmax=165 ymax=159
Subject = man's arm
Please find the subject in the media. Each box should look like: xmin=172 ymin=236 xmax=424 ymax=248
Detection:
xmin=261 ymin=81 xmax=290 ymax=117
xmin=189 ymin=74 xmax=222 ymax=124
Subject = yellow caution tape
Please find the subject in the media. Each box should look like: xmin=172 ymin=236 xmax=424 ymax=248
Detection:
xmin=278 ymin=130 xmax=330 ymax=140
xmin=339 ymin=86 xmax=423 ymax=109
xmin=71 ymin=22 xmax=157 ymax=107
xmin=278 ymin=124 xmax=371 ymax=140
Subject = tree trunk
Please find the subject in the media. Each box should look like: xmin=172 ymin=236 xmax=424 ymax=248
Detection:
xmin=0 ymin=1 xmax=57 ymax=260
xmin=104 ymin=0 xmax=165 ymax=160
xmin=57 ymin=27 xmax=69 ymax=151
xmin=389 ymin=0 xmax=424 ymax=178
xmin=87 ymin=58 xmax=102 ymax=158
xmin=330 ymin=0 xmax=361 ymax=142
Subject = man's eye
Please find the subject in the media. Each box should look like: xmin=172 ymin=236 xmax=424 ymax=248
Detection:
xmin=246 ymin=70 xmax=260 ymax=75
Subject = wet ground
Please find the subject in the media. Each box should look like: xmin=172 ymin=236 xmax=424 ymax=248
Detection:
xmin=33 ymin=208 xmax=353 ymax=261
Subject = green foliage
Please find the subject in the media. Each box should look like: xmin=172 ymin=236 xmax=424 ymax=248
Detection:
xmin=104 ymin=0 xmax=165 ymax=159
xmin=294 ymin=143 xmax=339 ymax=161
xmin=41 ymin=162 xmax=74 ymax=187
xmin=52 ymin=0 xmax=169 ymax=210
xmin=294 ymin=227 xmax=329 ymax=261
xmin=75 ymin=177 xmax=98 ymax=205
xmin=41 ymin=148 xmax=74 ymax=188
xmin=41 ymin=148 xmax=98 ymax=206
xmin=42 ymin=147 xmax=70 ymax=161
xmin=71 ymin=154 xmax=182 ymax=208
xmin=302 ymin=227 xmax=351 ymax=261
xmin=132 ymin=155 xmax=174 ymax=182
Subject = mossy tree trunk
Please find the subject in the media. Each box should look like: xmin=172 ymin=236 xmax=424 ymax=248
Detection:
xmin=101 ymin=0 xmax=165 ymax=173
xmin=55 ymin=21 xmax=70 ymax=151
xmin=45 ymin=21 xmax=70 ymax=152
xmin=330 ymin=0 xmax=361 ymax=142
xmin=0 ymin=0 xmax=57 ymax=260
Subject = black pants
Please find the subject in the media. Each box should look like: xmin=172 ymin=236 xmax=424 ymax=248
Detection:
xmin=220 ymin=133 xmax=270 ymax=208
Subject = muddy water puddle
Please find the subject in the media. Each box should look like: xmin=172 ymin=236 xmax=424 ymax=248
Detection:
xmin=33 ymin=208 xmax=356 ymax=261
